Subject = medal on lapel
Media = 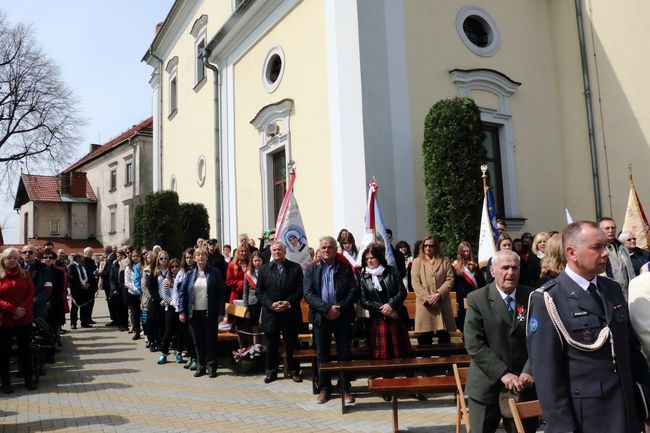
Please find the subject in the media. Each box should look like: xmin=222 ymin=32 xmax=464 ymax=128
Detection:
xmin=516 ymin=304 xmax=525 ymax=322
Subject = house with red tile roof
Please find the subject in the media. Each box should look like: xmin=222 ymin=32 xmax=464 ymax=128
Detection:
xmin=12 ymin=118 xmax=153 ymax=247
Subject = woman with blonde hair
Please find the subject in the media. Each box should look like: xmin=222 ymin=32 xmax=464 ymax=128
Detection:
xmin=411 ymin=235 xmax=456 ymax=344
xmin=0 ymin=248 xmax=36 ymax=393
xmin=537 ymin=233 xmax=565 ymax=287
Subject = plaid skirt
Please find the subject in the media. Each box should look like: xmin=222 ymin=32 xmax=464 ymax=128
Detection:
xmin=369 ymin=316 xmax=413 ymax=360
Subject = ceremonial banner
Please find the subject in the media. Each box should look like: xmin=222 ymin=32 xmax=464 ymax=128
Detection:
xmin=357 ymin=181 xmax=396 ymax=267
xmin=622 ymin=167 xmax=650 ymax=249
xmin=478 ymin=193 xmax=497 ymax=268
xmin=275 ymin=166 xmax=311 ymax=269
xmin=486 ymin=187 xmax=499 ymax=244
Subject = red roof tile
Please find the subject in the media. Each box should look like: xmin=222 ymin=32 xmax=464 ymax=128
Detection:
xmin=64 ymin=117 xmax=153 ymax=174
xmin=19 ymin=174 xmax=96 ymax=202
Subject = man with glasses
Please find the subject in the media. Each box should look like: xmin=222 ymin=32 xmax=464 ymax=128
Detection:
xmin=41 ymin=249 xmax=66 ymax=358
xmin=619 ymin=231 xmax=649 ymax=276
xmin=21 ymin=245 xmax=52 ymax=320
xmin=599 ymin=217 xmax=635 ymax=300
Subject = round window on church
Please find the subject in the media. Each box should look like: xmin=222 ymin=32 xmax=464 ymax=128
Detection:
xmin=262 ymin=46 xmax=285 ymax=93
xmin=196 ymin=156 xmax=206 ymax=187
xmin=456 ymin=6 xmax=500 ymax=57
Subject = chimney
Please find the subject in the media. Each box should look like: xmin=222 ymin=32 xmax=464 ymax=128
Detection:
xmin=89 ymin=144 xmax=101 ymax=153
xmin=59 ymin=173 xmax=71 ymax=195
xmin=70 ymin=172 xmax=87 ymax=198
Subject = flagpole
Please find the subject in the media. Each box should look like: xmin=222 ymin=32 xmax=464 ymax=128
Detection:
xmin=481 ymin=164 xmax=488 ymax=194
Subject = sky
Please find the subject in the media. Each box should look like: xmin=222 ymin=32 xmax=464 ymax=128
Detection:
xmin=0 ymin=0 xmax=175 ymax=243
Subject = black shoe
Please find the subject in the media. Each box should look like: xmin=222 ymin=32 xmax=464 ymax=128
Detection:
xmin=118 ymin=326 xmax=127 ymax=332
xmin=382 ymin=395 xmax=392 ymax=402
xmin=71 ymin=325 xmax=77 ymax=330
xmin=264 ymin=374 xmax=277 ymax=384
xmin=145 ymin=341 xmax=151 ymax=348
xmin=81 ymin=324 xmax=93 ymax=328
xmin=89 ymin=320 xmax=97 ymax=324
xmin=149 ymin=346 xmax=157 ymax=353
xmin=25 ymin=382 xmax=37 ymax=391
xmin=208 ymin=368 xmax=218 ymax=378
xmin=132 ymin=334 xmax=140 ymax=340
xmin=193 ymin=368 xmax=206 ymax=377
xmin=105 ymin=321 xmax=117 ymax=327
xmin=1 ymin=383 xmax=13 ymax=394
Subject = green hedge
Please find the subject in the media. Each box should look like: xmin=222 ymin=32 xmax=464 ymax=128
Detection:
xmin=422 ymin=97 xmax=486 ymax=257
xmin=180 ymin=202 xmax=210 ymax=249
xmin=132 ymin=191 xmax=184 ymax=257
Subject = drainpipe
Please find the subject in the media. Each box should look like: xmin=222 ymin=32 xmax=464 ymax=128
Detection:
xmin=202 ymin=48 xmax=223 ymax=245
xmin=575 ymin=0 xmax=602 ymax=219
xmin=147 ymin=49 xmax=164 ymax=192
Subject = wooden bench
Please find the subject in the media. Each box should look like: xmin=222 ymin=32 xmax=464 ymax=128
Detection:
xmin=293 ymin=346 xmax=372 ymax=394
xmin=368 ymin=375 xmax=463 ymax=433
xmin=319 ymin=355 xmax=471 ymax=413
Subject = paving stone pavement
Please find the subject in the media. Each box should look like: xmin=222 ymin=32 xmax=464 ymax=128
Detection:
xmin=1 ymin=301 xmax=461 ymax=433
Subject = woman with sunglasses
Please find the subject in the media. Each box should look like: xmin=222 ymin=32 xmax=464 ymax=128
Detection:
xmin=411 ymin=235 xmax=456 ymax=344
xmin=157 ymin=258 xmax=182 ymax=364
xmin=146 ymin=250 xmax=170 ymax=353
xmin=41 ymin=249 xmax=67 ymax=352
xmin=0 ymin=248 xmax=36 ymax=393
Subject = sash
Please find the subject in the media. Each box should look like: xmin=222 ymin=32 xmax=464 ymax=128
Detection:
xmin=342 ymin=250 xmax=357 ymax=267
xmin=244 ymin=273 xmax=257 ymax=290
xmin=453 ymin=260 xmax=477 ymax=288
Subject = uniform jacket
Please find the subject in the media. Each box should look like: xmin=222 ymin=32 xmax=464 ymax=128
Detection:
xmin=303 ymin=257 xmax=357 ymax=326
xmin=410 ymin=256 xmax=456 ymax=333
xmin=255 ymin=259 xmax=303 ymax=332
xmin=358 ymin=266 xmax=407 ymax=320
xmin=464 ymin=282 xmax=534 ymax=404
xmin=527 ymin=271 xmax=650 ymax=433
xmin=177 ymin=265 xmax=225 ymax=319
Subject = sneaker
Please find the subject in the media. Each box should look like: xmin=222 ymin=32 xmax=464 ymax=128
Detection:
xmin=189 ymin=360 xmax=197 ymax=371
xmin=132 ymin=333 xmax=140 ymax=341
xmin=175 ymin=354 xmax=183 ymax=364
xmin=184 ymin=358 xmax=193 ymax=369
xmin=193 ymin=368 xmax=206 ymax=377
xmin=157 ymin=355 xmax=167 ymax=365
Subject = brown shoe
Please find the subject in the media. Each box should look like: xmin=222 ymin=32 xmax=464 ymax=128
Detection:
xmin=344 ymin=393 xmax=356 ymax=404
xmin=316 ymin=391 xmax=330 ymax=404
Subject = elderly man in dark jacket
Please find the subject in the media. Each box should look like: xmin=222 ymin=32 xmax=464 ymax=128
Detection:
xmin=255 ymin=241 xmax=303 ymax=383
xmin=303 ymin=235 xmax=358 ymax=404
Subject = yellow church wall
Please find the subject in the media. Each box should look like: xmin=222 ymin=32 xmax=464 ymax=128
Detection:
xmin=162 ymin=2 xmax=231 ymax=239
xmin=231 ymin=0 xmax=332 ymax=241
xmin=402 ymin=0 xmax=576 ymax=235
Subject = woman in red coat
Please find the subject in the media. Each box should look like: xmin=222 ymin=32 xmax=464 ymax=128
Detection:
xmin=0 ymin=247 xmax=36 ymax=393
xmin=226 ymin=244 xmax=250 ymax=303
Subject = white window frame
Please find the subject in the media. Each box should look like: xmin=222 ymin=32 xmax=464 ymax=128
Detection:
xmin=261 ymin=46 xmax=285 ymax=93
xmin=109 ymin=206 xmax=117 ymax=234
xmin=125 ymin=159 xmax=134 ymax=185
xmin=250 ymin=99 xmax=293 ymax=228
xmin=450 ymin=68 xmax=521 ymax=221
xmin=190 ymin=15 xmax=208 ymax=89
xmin=49 ymin=219 xmax=60 ymax=235
xmin=166 ymin=57 xmax=179 ymax=117
xmin=456 ymin=6 xmax=501 ymax=57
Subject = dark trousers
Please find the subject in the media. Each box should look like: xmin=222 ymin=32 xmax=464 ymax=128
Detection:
xmin=468 ymin=397 xmax=538 ymax=433
xmin=70 ymin=290 xmax=92 ymax=326
xmin=127 ymin=293 xmax=141 ymax=333
xmin=189 ymin=311 xmax=219 ymax=371
xmin=104 ymin=285 xmax=117 ymax=322
xmin=147 ymin=307 xmax=163 ymax=347
xmin=264 ymin=327 xmax=299 ymax=376
xmin=160 ymin=309 xmax=184 ymax=355
xmin=114 ymin=295 xmax=129 ymax=328
xmin=314 ymin=316 xmax=353 ymax=393
xmin=0 ymin=325 xmax=33 ymax=386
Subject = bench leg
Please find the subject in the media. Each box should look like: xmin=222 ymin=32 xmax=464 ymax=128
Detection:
xmin=392 ymin=395 xmax=399 ymax=433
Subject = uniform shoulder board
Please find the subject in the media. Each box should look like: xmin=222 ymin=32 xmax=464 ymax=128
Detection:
xmin=537 ymin=280 xmax=557 ymax=292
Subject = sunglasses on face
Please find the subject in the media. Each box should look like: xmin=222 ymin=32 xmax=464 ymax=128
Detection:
xmin=22 ymin=251 xmax=34 ymax=255
xmin=171 ymin=265 xmax=180 ymax=269
xmin=42 ymin=256 xmax=55 ymax=260
xmin=423 ymin=244 xmax=435 ymax=248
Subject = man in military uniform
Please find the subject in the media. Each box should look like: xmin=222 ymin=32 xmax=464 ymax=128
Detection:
xmin=527 ymin=221 xmax=650 ymax=433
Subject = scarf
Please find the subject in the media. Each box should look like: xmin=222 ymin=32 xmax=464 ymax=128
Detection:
xmin=366 ymin=265 xmax=386 ymax=291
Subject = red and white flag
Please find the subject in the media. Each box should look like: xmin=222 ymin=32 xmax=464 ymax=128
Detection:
xmin=275 ymin=165 xmax=311 ymax=269
xmin=622 ymin=167 xmax=650 ymax=249
xmin=356 ymin=181 xmax=396 ymax=267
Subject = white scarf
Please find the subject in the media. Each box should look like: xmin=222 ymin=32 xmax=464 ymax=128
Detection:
xmin=366 ymin=265 xmax=385 ymax=291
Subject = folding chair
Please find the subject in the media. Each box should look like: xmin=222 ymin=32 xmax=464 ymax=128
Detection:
xmin=507 ymin=398 xmax=542 ymax=433
xmin=453 ymin=363 xmax=470 ymax=433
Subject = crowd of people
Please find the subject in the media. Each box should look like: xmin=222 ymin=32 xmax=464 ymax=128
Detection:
xmin=3 ymin=217 xmax=650 ymax=433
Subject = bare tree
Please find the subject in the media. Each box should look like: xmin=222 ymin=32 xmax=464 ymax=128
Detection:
xmin=0 ymin=12 xmax=83 ymax=192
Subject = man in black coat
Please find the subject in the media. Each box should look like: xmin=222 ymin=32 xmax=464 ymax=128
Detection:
xmin=303 ymin=235 xmax=358 ymax=404
xmin=82 ymin=247 xmax=98 ymax=324
xmin=527 ymin=221 xmax=650 ymax=433
xmin=255 ymin=241 xmax=304 ymax=383
xmin=206 ymin=239 xmax=227 ymax=284
xmin=464 ymin=250 xmax=536 ymax=433
xmin=101 ymin=245 xmax=118 ymax=326
xmin=68 ymin=253 xmax=93 ymax=328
